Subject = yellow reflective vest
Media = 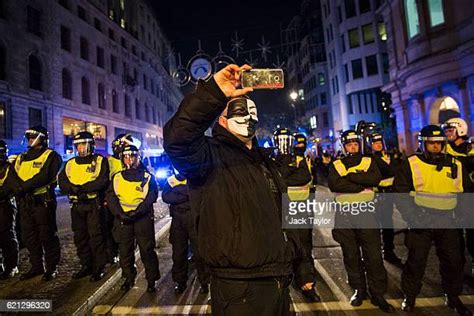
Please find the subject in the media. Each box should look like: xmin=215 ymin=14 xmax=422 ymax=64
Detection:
xmin=332 ymin=157 xmax=375 ymax=203
xmin=65 ymin=155 xmax=103 ymax=200
xmin=408 ymin=155 xmax=463 ymax=210
xmin=113 ymin=171 xmax=151 ymax=213
xmin=108 ymin=156 xmax=124 ymax=180
xmin=446 ymin=143 xmax=467 ymax=157
xmin=288 ymin=156 xmax=312 ymax=201
xmin=14 ymin=149 xmax=53 ymax=195
xmin=378 ymin=153 xmax=394 ymax=187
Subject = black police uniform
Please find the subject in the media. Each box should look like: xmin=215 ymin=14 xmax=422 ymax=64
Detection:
xmin=11 ymin=147 xmax=62 ymax=279
xmin=58 ymin=153 xmax=109 ymax=279
xmin=106 ymin=166 xmax=160 ymax=290
xmin=162 ymin=174 xmax=210 ymax=292
xmin=0 ymin=157 xmax=19 ymax=278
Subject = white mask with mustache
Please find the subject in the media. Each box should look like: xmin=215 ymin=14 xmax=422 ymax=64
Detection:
xmin=225 ymin=98 xmax=258 ymax=138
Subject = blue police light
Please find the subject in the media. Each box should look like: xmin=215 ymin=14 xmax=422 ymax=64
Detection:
xmin=156 ymin=168 xmax=171 ymax=179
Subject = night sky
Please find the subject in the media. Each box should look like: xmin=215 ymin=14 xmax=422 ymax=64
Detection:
xmin=151 ymin=0 xmax=303 ymax=130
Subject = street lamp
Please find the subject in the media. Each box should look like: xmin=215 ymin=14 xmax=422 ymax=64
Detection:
xmin=290 ymin=91 xmax=298 ymax=129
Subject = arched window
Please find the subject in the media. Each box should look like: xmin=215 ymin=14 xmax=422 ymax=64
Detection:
xmin=0 ymin=45 xmax=5 ymax=80
xmin=62 ymin=68 xmax=72 ymax=99
xmin=29 ymin=54 xmax=42 ymax=90
xmin=112 ymin=89 xmax=118 ymax=113
xmin=98 ymin=83 xmax=105 ymax=109
xmin=81 ymin=76 xmax=90 ymax=104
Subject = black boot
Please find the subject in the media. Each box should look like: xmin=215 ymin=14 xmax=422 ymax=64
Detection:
xmin=42 ymin=269 xmax=58 ymax=281
xmin=20 ymin=267 xmax=45 ymax=280
xmin=371 ymin=295 xmax=395 ymax=313
xmin=147 ymin=281 xmax=156 ymax=293
xmin=401 ymin=296 xmax=416 ymax=312
xmin=90 ymin=269 xmax=106 ymax=282
xmin=301 ymin=286 xmax=321 ymax=302
xmin=174 ymin=282 xmax=187 ymax=294
xmin=121 ymin=279 xmax=135 ymax=291
xmin=72 ymin=266 xmax=92 ymax=279
xmin=445 ymin=295 xmax=473 ymax=316
xmin=0 ymin=267 xmax=19 ymax=280
xmin=350 ymin=289 xmax=367 ymax=306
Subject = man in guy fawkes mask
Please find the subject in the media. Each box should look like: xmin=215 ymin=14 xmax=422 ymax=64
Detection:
xmin=164 ymin=64 xmax=308 ymax=316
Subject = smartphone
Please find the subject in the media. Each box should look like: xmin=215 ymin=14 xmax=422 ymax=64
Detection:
xmin=241 ymin=69 xmax=285 ymax=89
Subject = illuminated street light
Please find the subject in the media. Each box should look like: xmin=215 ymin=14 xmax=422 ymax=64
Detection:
xmin=290 ymin=91 xmax=298 ymax=101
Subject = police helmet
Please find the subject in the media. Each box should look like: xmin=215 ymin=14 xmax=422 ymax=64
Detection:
xmin=340 ymin=130 xmax=362 ymax=156
xmin=120 ymin=145 xmax=140 ymax=169
xmin=73 ymin=131 xmax=95 ymax=157
xmin=442 ymin=117 xmax=468 ymax=139
xmin=418 ymin=125 xmax=447 ymax=154
xmin=368 ymin=132 xmax=386 ymax=152
xmin=24 ymin=125 xmax=48 ymax=148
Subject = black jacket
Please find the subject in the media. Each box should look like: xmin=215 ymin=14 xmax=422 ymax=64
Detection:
xmin=164 ymin=78 xmax=297 ymax=279
xmin=162 ymin=179 xmax=191 ymax=213
xmin=58 ymin=154 xmax=109 ymax=199
xmin=328 ymin=154 xmax=382 ymax=193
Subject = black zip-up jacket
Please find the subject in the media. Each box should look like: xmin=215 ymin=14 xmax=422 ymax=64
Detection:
xmin=105 ymin=169 xmax=158 ymax=221
xmin=9 ymin=147 xmax=62 ymax=195
xmin=164 ymin=78 xmax=298 ymax=279
xmin=328 ymin=153 xmax=382 ymax=193
xmin=58 ymin=154 xmax=109 ymax=199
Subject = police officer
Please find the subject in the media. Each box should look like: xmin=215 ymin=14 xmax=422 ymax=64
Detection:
xmin=105 ymin=145 xmax=160 ymax=293
xmin=394 ymin=125 xmax=472 ymax=315
xmin=58 ymin=132 xmax=109 ymax=281
xmin=329 ymin=130 xmax=394 ymax=313
xmin=368 ymin=133 xmax=403 ymax=265
xmin=162 ymin=170 xmax=210 ymax=294
xmin=11 ymin=126 xmax=62 ymax=281
xmin=0 ymin=140 xmax=19 ymax=280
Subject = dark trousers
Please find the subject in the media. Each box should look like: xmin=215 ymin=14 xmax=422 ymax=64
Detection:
xmin=114 ymin=213 xmax=160 ymax=283
xmin=376 ymin=191 xmax=396 ymax=252
xmin=402 ymin=229 xmax=464 ymax=297
xmin=0 ymin=203 xmax=19 ymax=271
xmin=71 ymin=201 xmax=107 ymax=273
xmin=464 ymin=229 xmax=474 ymax=261
xmin=210 ymin=276 xmax=291 ymax=316
xmin=332 ymin=228 xmax=387 ymax=296
xmin=104 ymin=205 xmax=119 ymax=263
xmin=293 ymin=228 xmax=316 ymax=287
xmin=19 ymin=196 xmax=60 ymax=272
xmin=169 ymin=208 xmax=209 ymax=285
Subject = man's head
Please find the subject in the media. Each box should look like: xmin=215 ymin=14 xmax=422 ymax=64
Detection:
xmin=369 ymin=133 xmax=385 ymax=153
xmin=341 ymin=130 xmax=361 ymax=156
xmin=418 ymin=125 xmax=446 ymax=160
xmin=293 ymin=133 xmax=307 ymax=156
xmin=25 ymin=126 xmax=48 ymax=149
xmin=73 ymin=131 xmax=95 ymax=157
xmin=273 ymin=127 xmax=293 ymax=155
xmin=120 ymin=145 xmax=140 ymax=170
xmin=0 ymin=140 xmax=8 ymax=164
xmin=218 ymin=96 xmax=258 ymax=143
xmin=442 ymin=117 xmax=468 ymax=143
xmin=112 ymin=134 xmax=141 ymax=157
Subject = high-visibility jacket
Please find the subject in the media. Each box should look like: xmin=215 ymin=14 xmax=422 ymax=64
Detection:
xmin=108 ymin=156 xmax=123 ymax=180
xmin=446 ymin=143 xmax=468 ymax=157
xmin=167 ymin=174 xmax=187 ymax=188
xmin=14 ymin=149 xmax=53 ymax=195
xmin=333 ymin=157 xmax=375 ymax=203
xmin=408 ymin=155 xmax=463 ymax=210
xmin=113 ymin=171 xmax=151 ymax=213
xmin=288 ymin=156 xmax=312 ymax=201
xmin=65 ymin=155 xmax=103 ymax=201
xmin=378 ymin=153 xmax=394 ymax=187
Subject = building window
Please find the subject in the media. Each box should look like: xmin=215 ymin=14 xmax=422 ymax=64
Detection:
xmin=351 ymin=59 xmax=363 ymax=79
xmin=428 ymin=0 xmax=445 ymax=27
xmin=378 ymin=22 xmax=387 ymax=41
xmin=359 ymin=0 xmax=371 ymax=13
xmin=29 ymin=55 xmax=42 ymax=91
xmin=132 ymin=45 xmax=137 ymax=56
xmin=120 ymin=37 xmax=126 ymax=49
xmin=77 ymin=5 xmax=87 ymax=21
xmin=321 ymin=92 xmax=327 ymax=105
xmin=29 ymin=108 xmax=43 ymax=127
xmin=111 ymin=54 xmax=117 ymax=74
xmin=96 ymin=46 xmax=104 ymax=68
xmin=27 ymin=6 xmax=41 ymax=36
xmin=143 ymin=74 xmax=147 ymax=90
xmin=382 ymin=53 xmax=389 ymax=74
xmin=62 ymin=68 xmax=72 ymax=99
xmin=151 ymin=79 xmax=154 ymax=95
xmin=366 ymin=55 xmax=378 ymax=76
xmin=112 ymin=89 xmax=118 ymax=113
xmin=108 ymin=28 xmax=115 ymax=41
xmin=152 ymin=106 xmax=157 ymax=125
xmin=80 ymin=37 xmax=89 ymax=60
xmin=60 ymin=25 xmax=71 ymax=52
xmin=0 ymin=102 xmax=7 ymax=138
xmin=345 ymin=0 xmax=356 ymax=18
xmin=0 ymin=45 xmax=5 ymax=80
xmin=341 ymin=34 xmax=346 ymax=52
xmin=347 ymin=95 xmax=354 ymax=114
xmin=98 ymin=83 xmax=105 ymax=109
xmin=404 ymin=0 xmax=420 ymax=39
xmin=58 ymin=0 xmax=69 ymax=9
xmin=94 ymin=18 xmax=102 ymax=31
xmin=135 ymin=99 xmax=141 ymax=119
xmin=318 ymin=73 xmax=326 ymax=85
xmin=323 ymin=112 xmax=329 ymax=127
xmin=141 ymin=51 xmax=146 ymax=61
xmin=145 ymin=103 xmax=149 ymax=122
xmin=124 ymin=94 xmax=131 ymax=117
xmin=81 ymin=77 xmax=90 ymax=104
xmin=348 ymin=28 xmax=360 ymax=48
xmin=344 ymin=64 xmax=349 ymax=82
xmin=362 ymin=24 xmax=375 ymax=44
xmin=337 ymin=5 xmax=342 ymax=22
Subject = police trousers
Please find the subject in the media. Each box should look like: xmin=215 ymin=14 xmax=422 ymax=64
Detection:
xmin=0 ymin=202 xmax=18 ymax=271
xmin=18 ymin=194 xmax=60 ymax=272
xmin=71 ymin=200 xmax=107 ymax=272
